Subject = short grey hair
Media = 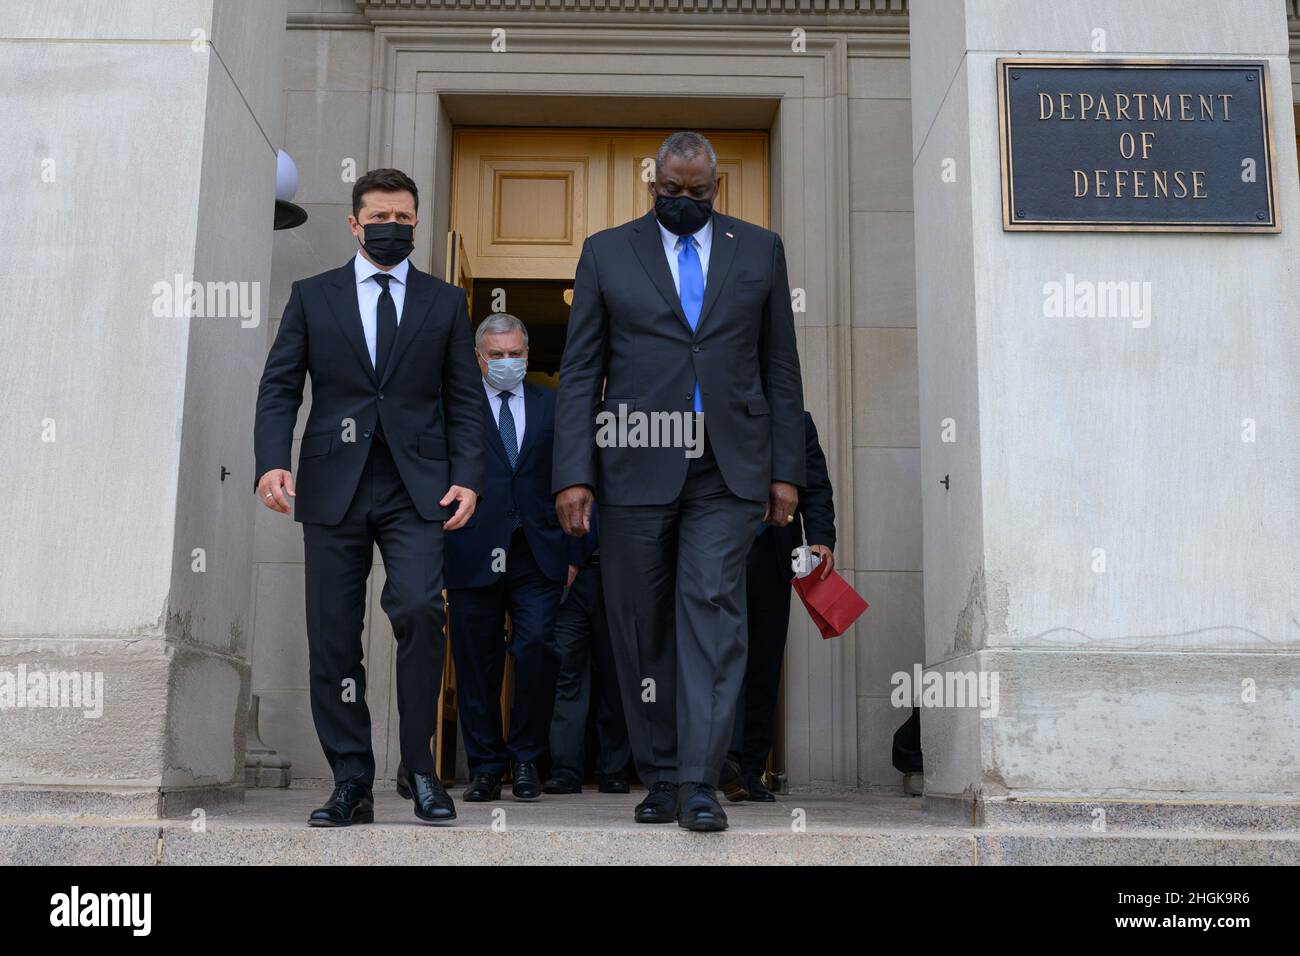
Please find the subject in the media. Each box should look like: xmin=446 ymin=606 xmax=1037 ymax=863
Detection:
xmin=475 ymin=312 xmax=528 ymax=349
xmin=655 ymin=131 xmax=717 ymax=179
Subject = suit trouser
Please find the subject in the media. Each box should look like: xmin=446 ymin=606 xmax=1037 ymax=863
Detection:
xmin=549 ymin=561 xmax=631 ymax=779
xmin=302 ymin=438 xmax=444 ymax=785
xmin=728 ymin=528 xmax=795 ymax=774
xmin=448 ymin=529 xmax=562 ymax=776
xmin=600 ymin=440 xmax=767 ymax=788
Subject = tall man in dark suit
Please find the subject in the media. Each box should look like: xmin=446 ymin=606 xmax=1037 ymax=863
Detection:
xmin=254 ymin=168 xmax=483 ymax=827
xmin=444 ymin=314 xmax=566 ymax=802
xmin=721 ymin=411 xmax=836 ymax=802
xmin=554 ymin=132 xmax=805 ymax=831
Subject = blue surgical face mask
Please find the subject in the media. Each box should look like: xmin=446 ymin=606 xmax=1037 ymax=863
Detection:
xmin=484 ymin=356 xmax=527 ymax=391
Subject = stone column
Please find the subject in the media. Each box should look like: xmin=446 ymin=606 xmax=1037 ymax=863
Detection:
xmin=0 ymin=0 xmax=286 ymax=816
xmin=909 ymin=0 xmax=1299 ymax=826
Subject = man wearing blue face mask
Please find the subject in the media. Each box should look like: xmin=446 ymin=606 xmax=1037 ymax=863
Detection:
xmin=441 ymin=313 xmax=566 ymax=801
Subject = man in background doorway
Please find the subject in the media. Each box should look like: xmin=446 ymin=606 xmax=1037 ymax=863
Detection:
xmin=544 ymin=504 xmax=632 ymax=795
xmin=443 ymin=314 xmax=566 ymax=802
xmin=721 ymin=410 xmax=836 ymax=802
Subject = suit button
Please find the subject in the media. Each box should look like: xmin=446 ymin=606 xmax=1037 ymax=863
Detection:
xmin=692 ymin=346 xmax=702 ymax=353
xmin=377 ymin=393 xmax=384 ymax=400
xmin=363 ymin=430 xmax=372 ymax=439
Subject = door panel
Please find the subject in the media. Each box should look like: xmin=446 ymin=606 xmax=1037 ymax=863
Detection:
xmin=452 ymin=128 xmax=769 ymax=282
xmin=452 ymin=131 xmax=611 ymax=280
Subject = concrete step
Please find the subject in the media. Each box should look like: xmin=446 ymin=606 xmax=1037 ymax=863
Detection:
xmin=2 ymin=791 xmax=1297 ymax=865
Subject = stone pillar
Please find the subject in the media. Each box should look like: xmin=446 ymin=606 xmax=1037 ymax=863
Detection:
xmin=909 ymin=0 xmax=1299 ymax=826
xmin=0 ymin=0 xmax=286 ymax=816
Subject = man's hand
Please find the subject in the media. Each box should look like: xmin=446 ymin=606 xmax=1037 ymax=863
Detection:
xmin=257 ymin=469 xmax=295 ymax=514
xmin=762 ymin=481 xmax=799 ymax=528
xmin=441 ymin=485 xmax=477 ymax=531
xmin=810 ymin=544 xmax=835 ymax=580
xmin=566 ymin=564 xmax=580 ymax=587
xmin=556 ymin=485 xmax=593 ymax=536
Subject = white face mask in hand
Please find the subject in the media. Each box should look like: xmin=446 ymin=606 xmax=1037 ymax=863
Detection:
xmin=791 ymin=545 xmax=822 ymax=579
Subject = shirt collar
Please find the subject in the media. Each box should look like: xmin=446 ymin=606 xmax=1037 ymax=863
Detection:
xmin=482 ymin=378 xmax=522 ymax=400
xmin=658 ymin=215 xmax=713 ymax=256
xmin=354 ymin=251 xmax=410 ymax=287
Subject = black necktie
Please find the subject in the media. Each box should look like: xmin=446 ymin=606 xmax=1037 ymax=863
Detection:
xmin=372 ymin=273 xmax=397 ymax=381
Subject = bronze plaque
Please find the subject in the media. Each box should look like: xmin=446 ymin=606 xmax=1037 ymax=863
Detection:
xmin=997 ymin=58 xmax=1280 ymax=232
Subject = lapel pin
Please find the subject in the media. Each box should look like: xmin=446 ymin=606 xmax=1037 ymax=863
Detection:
xmin=725 ymin=231 xmax=734 ymax=239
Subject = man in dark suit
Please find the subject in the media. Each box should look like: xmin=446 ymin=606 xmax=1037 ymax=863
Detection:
xmin=543 ymin=506 xmax=632 ymax=795
xmin=721 ymin=411 xmax=836 ymax=802
xmin=254 ymin=168 xmax=483 ymax=827
xmin=443 ymin=314 xmax=566 ymax=802
xmin=554 ymin=132 xmax=805 ymax=831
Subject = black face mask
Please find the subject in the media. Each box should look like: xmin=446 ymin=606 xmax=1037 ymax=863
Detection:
xmin=360 ymin=221 xmax=414 ymax=266
xmin=654 ymin=193 xmax=713 ymax=236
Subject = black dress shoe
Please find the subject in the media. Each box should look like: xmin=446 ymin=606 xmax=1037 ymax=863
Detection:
xmin=512 ymin=761 xmax=542 ymax=800
xmin=463 ymin=772 xmax=503 ymax=802
xmin=396 ymin=762 xmax=412 ymax=800
xmin=405 ymin=768 xmax=456 ymax=824
xmin=743 ymin=772 xmax=777 ymax=802
xmin=597 ymin=774 xmax=630 ymax=795
xmin=634 ymin=781 xmax=678 ymax=824
xmin=543 ymin=768 xmax=583 ymax=794
xmin=308 ymin=777 xmax=374 ymax=827
xmin=719 ymin=757 xmax=749 ymax=803
xmin=677 ymin=782 xmax=728 ymax=832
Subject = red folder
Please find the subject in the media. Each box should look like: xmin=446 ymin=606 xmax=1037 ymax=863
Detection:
xmin=791 ymin=569 xmax=868 ymax=639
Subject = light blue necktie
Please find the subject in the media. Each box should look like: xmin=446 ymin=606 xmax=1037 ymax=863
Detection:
xmin=677 ymin=236 xmax=705 ymax=413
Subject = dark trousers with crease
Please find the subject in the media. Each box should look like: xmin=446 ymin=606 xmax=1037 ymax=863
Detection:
xmin=549 ymin=561 xmax=631 ymax=780
xmin=599 ymin=437 xmax=766 ymax=788
xmin=302 ymin=437 xmax=445 ymax=786
xmin=728 ymin=527 xmax=795 ymax=775
xmin=448 ymin=529 xmax=562 ymax=777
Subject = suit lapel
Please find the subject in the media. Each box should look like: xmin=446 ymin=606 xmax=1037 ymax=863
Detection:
xmin=325 ymin=262 xmax=376 ymax=384
xmin=515 ymin=384 xmax=544 ymax=467
xmin=629 ymin=211 xmax=691 ymax=333
xmin=378 ymin=265 xmax=436 ymax=389
xmin=695 ymin=213 xmax=739 ymax=335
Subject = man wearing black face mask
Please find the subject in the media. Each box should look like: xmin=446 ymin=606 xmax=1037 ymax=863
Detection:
xmin=254 ymin=167 xmax=485 ymax=827
xmin=554 ymin=132 xmax=805 ymax=832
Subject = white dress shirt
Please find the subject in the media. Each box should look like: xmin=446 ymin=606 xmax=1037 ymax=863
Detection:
xmin=657 ymin=215 xmax=713 ymax=294
xmin=353 ymin=252 xmax=410 ymax=368
xmin=482 ymin=378 xmax=526 ymax=452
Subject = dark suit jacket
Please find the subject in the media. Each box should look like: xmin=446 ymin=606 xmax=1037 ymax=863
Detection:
xmin=445 ymin=382 xmax=567 ymax=589
xmin=553 ymin=210 xmax=805 ymax=505
xmin=254 ymin=259 xmax=485 ymax=526
xmin=769 ymin=412 xmax=836 ymax=564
